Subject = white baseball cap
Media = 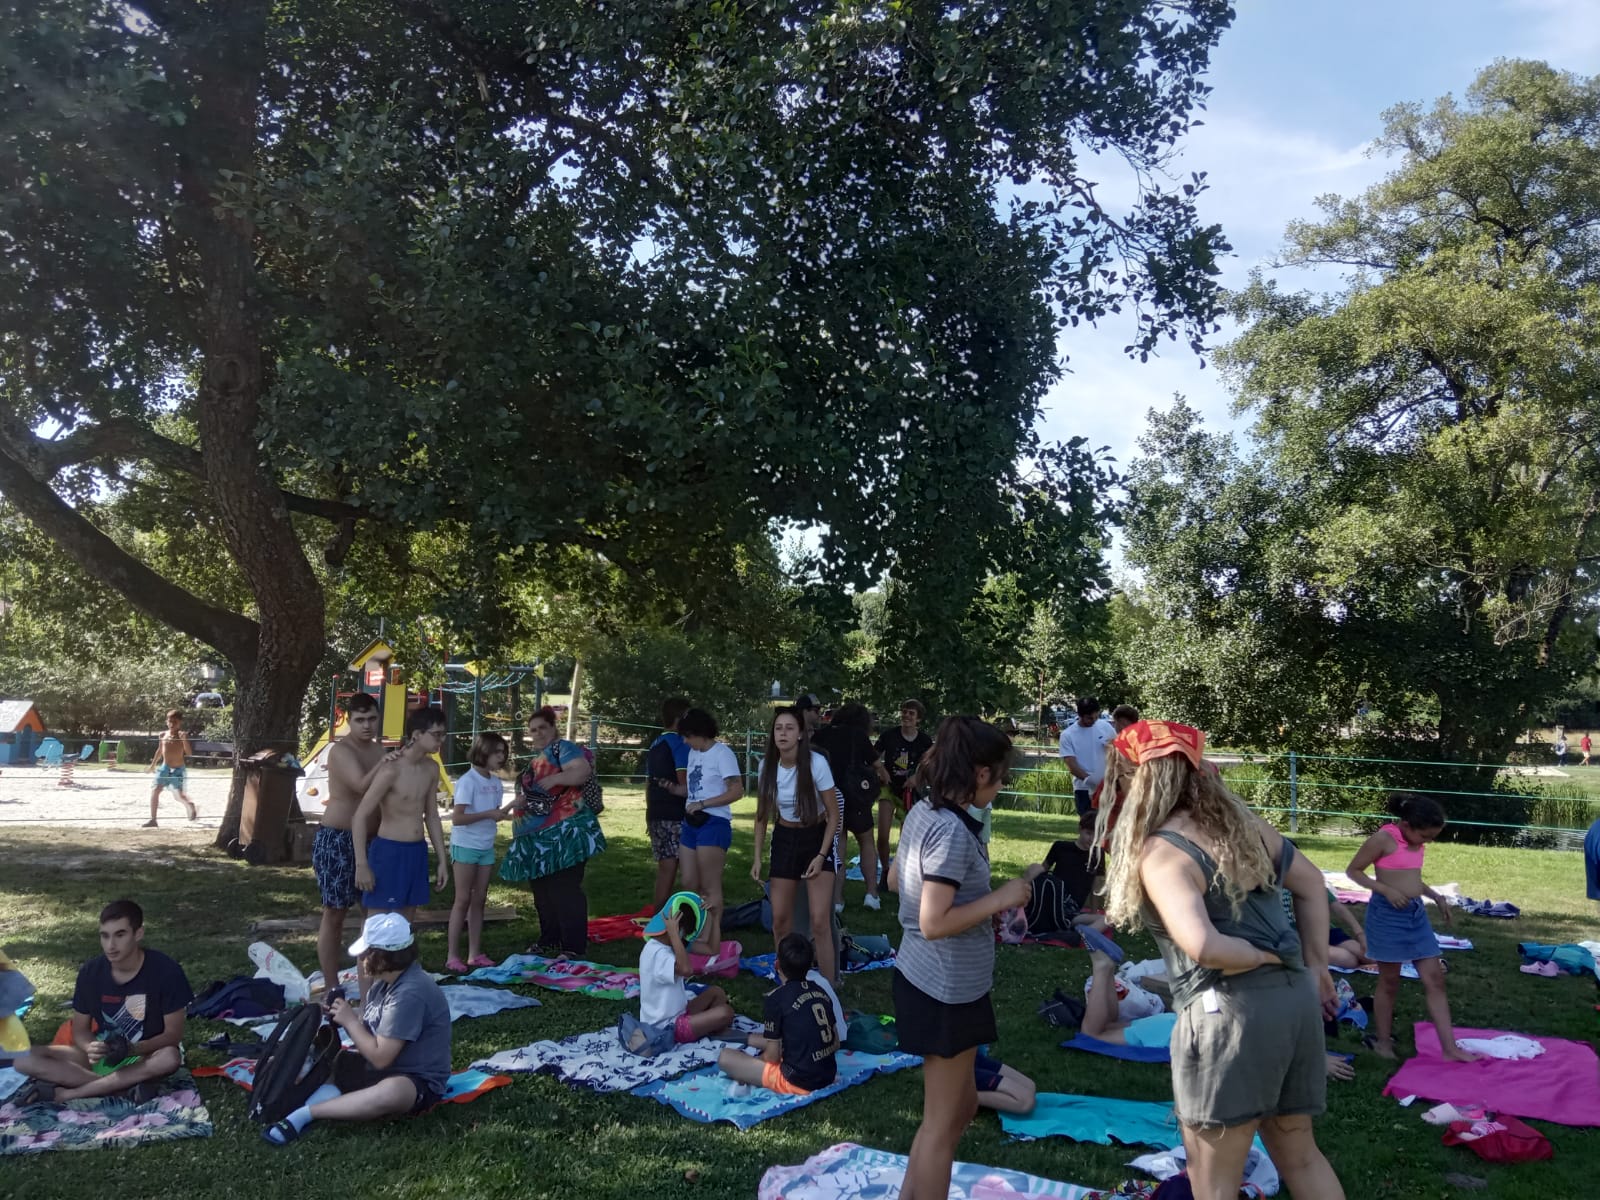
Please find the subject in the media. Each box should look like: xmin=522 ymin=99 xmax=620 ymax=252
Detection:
xmin=347 ymin=913 xmax=414 ymax=956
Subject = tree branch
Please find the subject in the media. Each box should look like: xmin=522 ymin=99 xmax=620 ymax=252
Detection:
xmin=26 ymin=417 xmax=370 ymax=522
xmin=0 ymin=441 xmax=259 ymax=659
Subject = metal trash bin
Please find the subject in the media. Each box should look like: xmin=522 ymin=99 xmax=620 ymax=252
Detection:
xmin=239 ymin=750 xmax=305 ymax=865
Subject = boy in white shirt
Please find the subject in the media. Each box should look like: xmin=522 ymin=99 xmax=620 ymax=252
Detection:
xmin=624 ymin=892 xmax=737 ymax=1053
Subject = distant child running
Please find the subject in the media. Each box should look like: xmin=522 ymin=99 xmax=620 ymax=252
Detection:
xmin=1346 ymin=793 xmax=1475 ymax=1062
xmin=624 ymin=892 xmax=736 ymax=1053
xmin=445 ymin=733 xmax=517 ymax=974
xmin=145 ymin=709 xmax=197 ymax=826
xmin=718 ymin=933 xmax=838 ymax=1095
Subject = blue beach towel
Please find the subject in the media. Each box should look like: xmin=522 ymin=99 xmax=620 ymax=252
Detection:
xmin=633 ymin=1048 xmax=920 ymax=1129
xmin=1061 ymin=1033 xmax=1171 ymax=1064
xmin=739 ymin=953 xmax=896 ymax=982
xmin=1000 ymin=1092 xmax=1180 ymax=1148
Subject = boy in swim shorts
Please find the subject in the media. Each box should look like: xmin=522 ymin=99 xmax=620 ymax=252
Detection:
xmin=145 ymin=709 xmax=197 ymax=827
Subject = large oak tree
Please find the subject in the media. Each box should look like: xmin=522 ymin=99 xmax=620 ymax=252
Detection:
xmin=1 ymin=0 xmax=1231 ymax=844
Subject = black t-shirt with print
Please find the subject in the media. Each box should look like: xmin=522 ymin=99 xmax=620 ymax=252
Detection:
xmin=763 ymin=978 xmax=839 ymax=1091
xmin=874 ymin=728 xmax=932 ymax=794
xmin=72 ymin=949 xmax=194 ymax=1043
xmin=1043 ymin=841 xmax=1097 ymax=909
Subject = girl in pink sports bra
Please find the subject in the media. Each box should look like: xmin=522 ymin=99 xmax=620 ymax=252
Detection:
xmin=1347 ymin=793 xmax=1475 ymax=1063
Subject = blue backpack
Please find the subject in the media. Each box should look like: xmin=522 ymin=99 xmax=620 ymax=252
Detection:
xmin=187 ymin=976 xmax=287 ymax=1021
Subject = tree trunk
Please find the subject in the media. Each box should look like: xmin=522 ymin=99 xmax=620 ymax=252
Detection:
xmin=178 ymin=3 xmax=330 ymax=849
xmin=566 ymin=658 xmax=584 ymax=741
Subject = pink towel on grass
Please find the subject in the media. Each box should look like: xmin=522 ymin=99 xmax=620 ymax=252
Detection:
xmin=1383 ymin=1024 xmax=1600 ymax=1126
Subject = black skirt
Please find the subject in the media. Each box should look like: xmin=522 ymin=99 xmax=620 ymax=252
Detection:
xmin=770 ymin=822 xmax=833 ymax=881
xmin=892 ymin=968 xmax=996 ymax=1058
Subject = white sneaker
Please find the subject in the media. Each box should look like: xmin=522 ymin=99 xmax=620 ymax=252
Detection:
xmin=834 ymin=902 xmax=845 ymax=915
xmin=863 ymin=894 xmax=882 ymax=911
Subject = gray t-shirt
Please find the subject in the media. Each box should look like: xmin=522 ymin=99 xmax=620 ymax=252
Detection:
xmin=894 ymin=801 xmax=993 ymax=1004
xmin=361 ymin=961 xmax=452 ymax=1093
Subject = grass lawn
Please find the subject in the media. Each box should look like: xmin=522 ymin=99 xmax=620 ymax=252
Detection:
xmin=3 ymin=788 xmax=1598 ymax=1198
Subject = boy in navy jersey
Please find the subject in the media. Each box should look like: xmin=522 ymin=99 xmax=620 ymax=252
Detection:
xmin=717 ymin=934 xmax=838 ymax=1094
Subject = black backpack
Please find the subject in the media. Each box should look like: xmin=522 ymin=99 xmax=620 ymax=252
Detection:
xmin=188 ymin=976 xmax=286 ymax=1021
xmin=246 ymin=1004 xmax=342 ymax=1125
xmin=1023 ymin=872 xmax=1081 ymax=936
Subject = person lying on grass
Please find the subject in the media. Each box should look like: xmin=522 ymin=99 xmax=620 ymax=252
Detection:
xmin=1079 ymin=936 xmax=1356 ymax=1081
xmin=717 ymin=934 xmax=838 ymax=1095
xmin=264 ymin=913 xmax=450 ymax=1146
xmin=12 ymin=898 xmax=192 ymax=1104
xmin=623 ymin=892 xmax=736 ymax=1054
xmin=973 ymin=1052 xmax=1036 ymax=1115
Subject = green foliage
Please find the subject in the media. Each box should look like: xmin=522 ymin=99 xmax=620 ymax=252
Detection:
xmin=1128 ymin=61 xmax=1600 ymax=766
xmin=0 ymin=655 xmax=197 ymax=738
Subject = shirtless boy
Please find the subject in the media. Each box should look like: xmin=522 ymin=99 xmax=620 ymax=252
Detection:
xmin=145 ymin=708 xmax=197 ymax=826
xmin=352 ymin=706 xmax=450 ymax=922
xmin=314 ymin=693 xmax=398 ymax=997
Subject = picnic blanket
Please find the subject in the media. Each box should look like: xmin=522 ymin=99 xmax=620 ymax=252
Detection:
xmin=1516 ymin=942 xmax=1596 ymax=976
xmin=1331 ymin=961 xmax=1420 ymax=980
xmin=463 ymin=954 xmax=640 ymax=999
xmin=470 ymin=1016 xmax=763 ymax=1092
xmin=1322 ymin=871 xmax=1461 ymax=906
xmin=587 ymin=908 xmax=654 ymax=943
xmin=999 ymin=1093 xmax=1180 ymax=1148
xmin=0 ymin=1069 xmax=213 ymax=1155
xmin=635 ymin=1048 xmax=920 ymax=1129
xmin=1451 ymin=897 xmax=1520 ymax=918
xmin=740 ymin=953 xmax=895 ymax=982
xmin=245 ymin=985 xmax=541 ymax=1041
xmin=195 ymin=1058 xmax=512 ymax=1107
xmin=1060 ymin=1033 xmax=1170 ymax=1064
xmin=1382 ymin=1023 xmax=1600 ymax=1126
xmin=759 ymin=1140 xmax=1094 ymax=1200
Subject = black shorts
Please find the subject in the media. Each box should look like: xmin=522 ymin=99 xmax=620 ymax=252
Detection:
xmin=770 ymin=822 xmax=834 ymax=880
xmin=331 ymin=1051 xmax=442 ymax=1116
xmin=842 ymin=790 xmax=875 ymax=835
xmin=892 ymin=969 xmax=996 ymax=1059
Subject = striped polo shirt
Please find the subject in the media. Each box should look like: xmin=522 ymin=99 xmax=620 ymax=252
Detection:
xmin=895 ymin=800 xmax=994 ymax=1004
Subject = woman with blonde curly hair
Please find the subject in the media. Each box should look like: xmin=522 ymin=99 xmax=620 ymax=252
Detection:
xmin=1100 ymin=721 xmax=1344 ymax=1200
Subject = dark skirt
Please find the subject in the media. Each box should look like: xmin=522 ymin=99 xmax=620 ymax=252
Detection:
xmin=892 ymin=968 xmax=996 ymax=1058
xmin=770 ymin=822 xmax=833 ymax=881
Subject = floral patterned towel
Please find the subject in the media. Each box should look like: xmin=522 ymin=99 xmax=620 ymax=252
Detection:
xmin=462 ymin=954 xmax=640 ymax=999
xmin=0 ymin=1070 xmax=213 ymax=1155
xmin=758 ymin=1141 xmax=1093 ymax=1199
xmin=470 ymin=1016 xmax=762 ymax=1092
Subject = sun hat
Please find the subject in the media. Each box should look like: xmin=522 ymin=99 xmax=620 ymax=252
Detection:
xmin=643 ymin=891 xmax=707 ymax=942
xmin=348 ymin=912 xmax=414 ymax=957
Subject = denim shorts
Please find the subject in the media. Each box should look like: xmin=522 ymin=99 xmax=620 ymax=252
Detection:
xmin=679 ymin=817 xmax=732 ymax=852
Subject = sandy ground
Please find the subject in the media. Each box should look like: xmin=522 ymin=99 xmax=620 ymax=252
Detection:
xmin=0 ymin=763 xmax=235 ymax=831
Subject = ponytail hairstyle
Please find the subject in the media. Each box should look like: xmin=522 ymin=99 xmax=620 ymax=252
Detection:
xmin=757 ymin=707 xmax=820 ymax=825
xmin=528 ymin=705 xmax=560 ymax=732
xmin=911 ymin=716 xmax=1012 ymax=812
xmin=1388 ymin=791 xmax=1445 ymax=832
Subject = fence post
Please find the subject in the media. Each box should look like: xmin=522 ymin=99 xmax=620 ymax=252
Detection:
xmin=471 ymin=673 xmax=483 ymax=740
xmin=1288 ymin=750 xmax=1299 ymax=834
xmin=745 ymin=728 xmax=754 ymax=785
xmin=588 ymin=715 xmax=599 ymax=759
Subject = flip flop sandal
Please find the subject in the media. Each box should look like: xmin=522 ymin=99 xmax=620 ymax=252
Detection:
xmin=1078 ymin=925 xmax=1126 ymax=965
xmin=12 ymin=1080 xmax=56 ymax=1106
xmin=261 ymin=1118 xmax=304 ymax=1147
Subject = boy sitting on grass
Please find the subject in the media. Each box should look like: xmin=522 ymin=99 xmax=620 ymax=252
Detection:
xmin=622 ymin=891 xmax=736 ymax=1054
xmin=718 ymin=933 xmax=838 ymax=1095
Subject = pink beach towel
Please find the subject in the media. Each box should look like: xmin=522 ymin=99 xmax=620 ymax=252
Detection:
xmin=1383 ymin=1024 xmax=1600 ymax=1126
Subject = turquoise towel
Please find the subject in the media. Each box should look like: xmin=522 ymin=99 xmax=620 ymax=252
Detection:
xmin=1000 ymin=1092 xmax=1180 ymax=1148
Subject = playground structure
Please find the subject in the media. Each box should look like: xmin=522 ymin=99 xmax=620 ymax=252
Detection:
xmin=294 ymin=638 xmax=544 ymax=807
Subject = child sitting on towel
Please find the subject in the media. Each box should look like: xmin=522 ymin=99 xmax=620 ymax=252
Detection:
xmin=717 ymin=934 xmax=838 ymax=1095
xmin=624 ymin=891 xmax=736 ymax=1053
xmin=973 ymin=1052 xmax=1036 ymax=1115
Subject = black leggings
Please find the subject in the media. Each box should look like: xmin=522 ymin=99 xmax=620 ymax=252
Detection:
xmin=531 ymin=861 xmax=587 ymax=955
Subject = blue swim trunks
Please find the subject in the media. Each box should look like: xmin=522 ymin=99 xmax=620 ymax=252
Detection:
xmin=154 ymin=764 xmax=187 ymax=792
xmin=364 ymin=836 xmax=430 ymax=910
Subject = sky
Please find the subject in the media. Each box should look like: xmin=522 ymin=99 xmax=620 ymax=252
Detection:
xmin=1037 ymin=0 xmax=1600 ymax=503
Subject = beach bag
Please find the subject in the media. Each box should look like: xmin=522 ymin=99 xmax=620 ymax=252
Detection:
xmin=188 ymin=976 xmax=286 ymax=1021
xmin=246 ymin=1005 xmax=342 ymax=1126
xmin=843 ymin=1013 xmax=898 ymax=1054
xmin=1442 ymin=1115 xmax=1553 ymax=1164
xmin=580 ymin=774 xmax=605 ymax=816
